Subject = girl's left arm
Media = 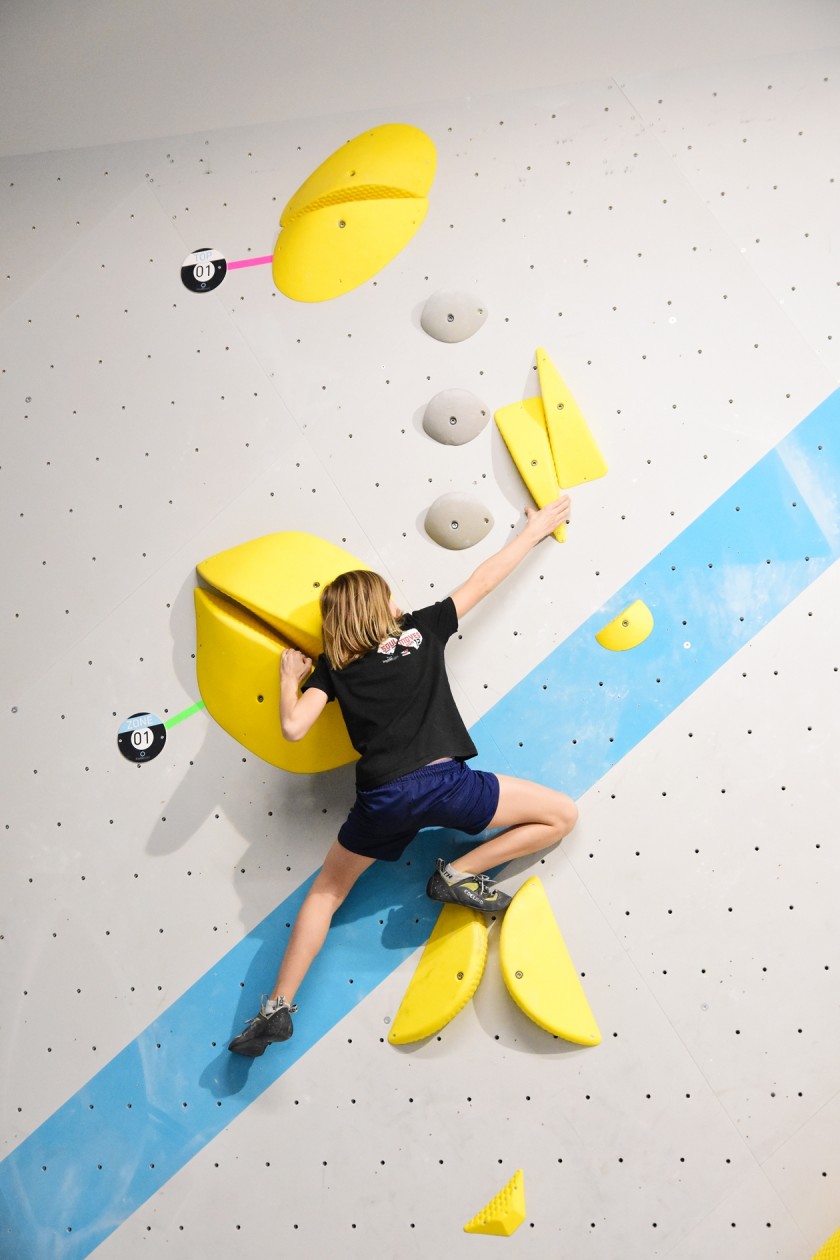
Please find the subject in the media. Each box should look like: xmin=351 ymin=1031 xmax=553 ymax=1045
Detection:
xmin=280 ymin=649 xmax=329 ymax=741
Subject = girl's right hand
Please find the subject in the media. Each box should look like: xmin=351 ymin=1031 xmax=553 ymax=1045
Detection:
xmin=525 ymin=495 xmax=571 ymax=541
xmin=281 ymin=648 xmax=313 ymax=686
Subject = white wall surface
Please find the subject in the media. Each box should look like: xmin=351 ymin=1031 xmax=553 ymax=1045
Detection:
xmin=2 ymin=4 xmax=840 ymax=1258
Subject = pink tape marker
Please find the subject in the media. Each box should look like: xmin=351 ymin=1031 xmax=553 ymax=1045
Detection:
xmin=226 ymin=254 xmax=273 ymax=271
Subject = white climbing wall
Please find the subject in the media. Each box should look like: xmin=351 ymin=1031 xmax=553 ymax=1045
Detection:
xmin=2 ymin=6 xmax=840 ymax=1257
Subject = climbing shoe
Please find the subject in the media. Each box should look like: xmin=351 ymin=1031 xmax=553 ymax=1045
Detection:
xmin=228 ymin=995 xmax=297 ymax=1057
xmin=426 ymin=858 xmax=512 ymax=913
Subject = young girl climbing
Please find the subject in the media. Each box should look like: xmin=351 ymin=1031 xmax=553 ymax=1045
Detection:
xmin=229 ymin=495 xmax=578 ymax=1055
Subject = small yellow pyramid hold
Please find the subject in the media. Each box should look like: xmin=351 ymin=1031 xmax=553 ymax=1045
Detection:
xmin=813 ymin=1227 xmax=840 ymax=1260
xmin=463 ymin=1169 xmax=526 ymax=1237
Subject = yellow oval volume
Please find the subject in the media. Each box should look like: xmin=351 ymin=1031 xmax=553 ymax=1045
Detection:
xmin=281 ymin=122 xmax=436 ymax=223
xmin=274 ymin=122 xmax=436 ymax=302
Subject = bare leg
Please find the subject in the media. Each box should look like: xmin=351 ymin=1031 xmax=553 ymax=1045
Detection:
xmin=269 ymin=841 xmax=375 ymax=1005
xmin=454 ymin=774 xmax=578 ymax=873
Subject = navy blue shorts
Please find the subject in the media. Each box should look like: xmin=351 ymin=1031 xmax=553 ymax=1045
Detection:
xmin=338 ymin=759 xmax=500 ymax=862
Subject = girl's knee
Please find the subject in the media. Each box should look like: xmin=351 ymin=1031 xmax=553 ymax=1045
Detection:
xmin=551 ymin=793 xmax=578 ymax=836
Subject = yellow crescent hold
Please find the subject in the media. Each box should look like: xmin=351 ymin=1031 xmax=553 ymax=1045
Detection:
xmin=499 ymin=877 xmax=601 ymax=1045
xmin=388 ymin=904 xmax=488 ymax=1045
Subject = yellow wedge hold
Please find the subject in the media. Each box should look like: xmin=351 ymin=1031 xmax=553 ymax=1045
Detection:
xmin=595 ymin=599 xmax=654 ymax=652
xmin=813 ymin=1227 xmax=840 ymax=1260
xmin=195 ymin=532 xmax=367 ymax=772
xmin=499 ymin=877 xmax=601 ymax=1045
xmin=388 ymin=904 xmax=488 ymax=1045
xmin=274 ymin=122 xmax=436 ymax=301
xmin=194 ymin=588 xmax=358 ymax=774
xmin=494 ymin=396 xmax=566 ymax=542
xmin=536 ymin=346 xmax=608 ymax=488
xmin=197 ymin=531 xmax=368 ymax=661
xmin=463 ymin=1169 xmax=527 ymax=1237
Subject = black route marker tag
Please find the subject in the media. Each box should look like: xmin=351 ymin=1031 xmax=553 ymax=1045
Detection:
xmin=181 ymin=247 xmax=227 ymax=293
xmin=118 ymin=712 xmax=167 ymax=763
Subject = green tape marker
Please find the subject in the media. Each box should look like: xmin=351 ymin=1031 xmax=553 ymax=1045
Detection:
xmin=164 ymin=700 xmax=206 ymax=730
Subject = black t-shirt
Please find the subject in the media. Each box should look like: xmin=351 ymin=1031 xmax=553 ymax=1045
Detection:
xmin=302 ymin=597 xmax=477 ymax=789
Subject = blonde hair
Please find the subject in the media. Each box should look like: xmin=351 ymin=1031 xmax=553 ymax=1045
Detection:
xmin=320 ymin=570 xmax=403 ymax=669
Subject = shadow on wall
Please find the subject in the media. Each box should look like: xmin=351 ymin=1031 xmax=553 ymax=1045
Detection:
xmin=149 ymin=564 xmax=356 ymax=896
xmin=198 ymin=829 xmax=447 ymax=1101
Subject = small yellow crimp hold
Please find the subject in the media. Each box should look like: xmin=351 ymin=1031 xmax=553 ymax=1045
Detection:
xmin=463 ymin=1169 xmax=526 ymax=1237
xmin=595 ymin=599 xmax=654 ymax=652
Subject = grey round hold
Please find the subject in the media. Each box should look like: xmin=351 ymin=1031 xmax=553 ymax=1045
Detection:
xmin=423 ymin=389 xmax=489 ymax=446
xmin=420 ymin=290 xmax=488 ymax=343
xmin=424 ymin=493 xmax=494 ymax=550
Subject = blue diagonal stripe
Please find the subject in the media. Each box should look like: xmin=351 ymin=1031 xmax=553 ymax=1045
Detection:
xmin=1 ymin=390 xmax=838 ymax=1259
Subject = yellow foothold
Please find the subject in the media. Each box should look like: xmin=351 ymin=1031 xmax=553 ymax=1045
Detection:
xmin=595 ymin=599 xmax=654 ymax=652
xmin=499 ymin=878 xmax=601 ymax=1045
xmin=813 ymin=1227 xmax=840 ymax=1260
xmin=388 ymin=904 xmax=488 ymax=1045
xmin=463 ymin=1169 xmax=526 ymax=1237
xmin=494 ymin=396 xmax=566 ymax=542
xmin=536 ymin=346 xmax=608 ymax=488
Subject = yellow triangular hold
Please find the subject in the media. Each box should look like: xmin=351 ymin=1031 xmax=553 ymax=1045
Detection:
xmin=463 ymin=1169 xmax=526 ymax=1237
xmin=494 ymin=397 xmax=565 ymax=542
xmin=595 ymin=599 xmax=654 ymax=652
xmin=389 ymin=904 xmax=488 ymax=1044
xmin=499 ymin=877 xmax=601 ymax=1045
xmin=536 ymin=347 xmax=607 ymax=488
xmin=813 ymin=1227 xmax=840 ymax=1260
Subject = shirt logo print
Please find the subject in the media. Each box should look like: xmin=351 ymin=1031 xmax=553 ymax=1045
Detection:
xmin=377 ymin=628 xmax=423 ymax=658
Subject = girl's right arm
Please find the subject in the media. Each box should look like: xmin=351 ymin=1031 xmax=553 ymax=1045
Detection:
xmin=280 ymin=649 xmax=329 ymax=741
xmin=451 ymin=495 xmax=571 ymax=619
